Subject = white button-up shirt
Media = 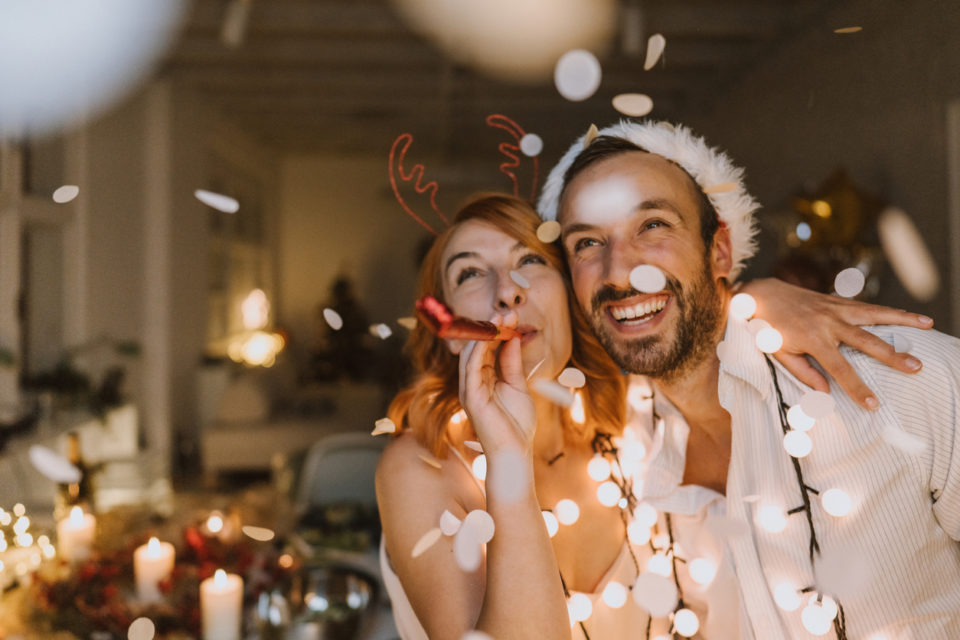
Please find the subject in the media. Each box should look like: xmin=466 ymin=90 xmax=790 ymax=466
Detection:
xmin=637 ymin=319 xmax=960 ymax=639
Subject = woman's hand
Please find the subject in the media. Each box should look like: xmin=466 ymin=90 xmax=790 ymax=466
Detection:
xmin=458 ymin=311 xmax=536 ymax=457
xmin=742 ymin=278 xmax=933 ymax=410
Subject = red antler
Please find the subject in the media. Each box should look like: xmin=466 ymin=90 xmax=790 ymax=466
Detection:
xmin=388 ymin=133 xmax=450 ymax=235
xmin=485 ymin=114 xmax=540 ymax=202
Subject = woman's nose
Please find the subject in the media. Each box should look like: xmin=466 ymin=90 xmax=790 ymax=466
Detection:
xmin=495 ymin=273 xmax=525 ymax=309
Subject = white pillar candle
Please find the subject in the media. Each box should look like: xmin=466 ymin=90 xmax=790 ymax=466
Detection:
xmin=56 ymin=506 xmax=96 ymax=563
xmin=133 ymin=537 xmax=175 ymax=603
xmin=200 ymin=569 xmax=243 ymax=640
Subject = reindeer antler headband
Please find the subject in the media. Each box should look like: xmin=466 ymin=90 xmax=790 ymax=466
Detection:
xmin=388 ymin=114 xmax=540 ymax=235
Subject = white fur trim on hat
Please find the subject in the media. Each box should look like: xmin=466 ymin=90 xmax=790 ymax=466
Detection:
xmin=537 ymin=120 xmax=760 ymax=281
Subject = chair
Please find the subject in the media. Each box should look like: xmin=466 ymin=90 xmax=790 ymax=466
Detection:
xmin=295 ymin=432 xmax=386 ymax=512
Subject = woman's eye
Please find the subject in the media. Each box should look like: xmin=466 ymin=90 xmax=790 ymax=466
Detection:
xmin=518 ymin=253 xmax=546 ymax=267
xmin=456 ymin=268 xmax=481 ymax=285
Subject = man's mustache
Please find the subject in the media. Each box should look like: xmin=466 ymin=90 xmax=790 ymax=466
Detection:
xmin=590 ymin=276 xmax=682 ymax=313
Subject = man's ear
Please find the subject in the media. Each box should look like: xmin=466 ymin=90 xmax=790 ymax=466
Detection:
xmin=710 ymin=223 xmax=733 ymax=281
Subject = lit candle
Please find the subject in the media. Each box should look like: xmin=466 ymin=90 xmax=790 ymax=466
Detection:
xmin=56 ymin=506 xmax=96 ymax=563
xmin=133 ymin=537 xmax=175 ymax=603
xmin=200 ymin=569 xmax=243 ymax=640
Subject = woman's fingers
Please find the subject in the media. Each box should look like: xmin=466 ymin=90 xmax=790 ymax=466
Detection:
xmin=812 ymin=346 xmax=879 ymax=410
xmin=833 ymin=300 xmax=933 ymax=329
xmin=838 ymin=325 xmax=923 ymax=374
xmin=773 ymin=351 xmax=829 ymax=393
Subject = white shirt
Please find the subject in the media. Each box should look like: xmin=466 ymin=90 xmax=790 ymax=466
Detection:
xmin=639 ymin=319 xmax=960 ymax=639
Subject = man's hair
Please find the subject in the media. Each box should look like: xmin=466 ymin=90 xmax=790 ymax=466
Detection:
xmin=560 ymin=135 xmax=721 ymax=252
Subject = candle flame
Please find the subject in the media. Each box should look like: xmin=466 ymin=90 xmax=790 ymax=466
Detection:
xmin=214 ymin=568 xmax=228 ymax=586
xmin=147 ymin=537 xmax=161 ymax=554
xmin=69 ymin=506 xmax=84 ymax=525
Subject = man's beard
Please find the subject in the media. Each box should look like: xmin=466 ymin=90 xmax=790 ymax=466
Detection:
xmin=588 ymin=261 xmax=724 ymax=382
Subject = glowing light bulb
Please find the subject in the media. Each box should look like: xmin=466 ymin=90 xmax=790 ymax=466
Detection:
xmin=450 ymin=410 xmax=466 ymax=425
xmin=206 ymin=513 xmax=224 ymax=534
xmin=652 ymin=533 xmax=670 ymax=549
xmin=801 ymin=603 xmax=832 ymax=635
xmin=688 ymin=557 xmax=717 ymax=585
xmin=756 ymin=327 xmax=784 ymax=353
xmin=597 ymin=481 xmax=621 ymax=507
xmin=774 ymin=583 xmax=801 ymax=611
xmin=729 ymin=293 xmax=757 ymax=320
xmin=783 ymin=430 xmax=813 ymax=458
xmin=542 ymin=511 xmax=559 ymax=538
xmin=0 ymin=511 xmax=10 ymax=526
xmin=673 ymin=608 xmax=700 ymax=637
xmin=635 ymin=503 xmax=658 ymax=528
xmin=809 ymin=594 xmax=839 ymax=621
xmin=602 ymin=581 xmax=628 ymax=608
xmin=587 ymin=455 xmax=611 ymax=481
xmin=821 ymin=488 xmax=852 ymax=517
xmin=472 ymin=454 xmax=487 ymax=481
xmin=13 ymin=504 xmax=25 ymax=517
xmin=646 ymin=553 xmax=672 ymax=577
xmin=758 ymin=506 xmax=787 ymax=533
xmin=568 ymin=593 xmax=593 ymax=622
xmin=13 ymin=517 xmax=29 ymax=535
xmin=569 ymin=392 xmax=586 ymax=424
xmin=796 ymin=222 xmax=812 ymax=241
xmin=555 ymin=499 xmax=580 ymax=525
xmin=627 ymin=521 xmax=651 ymax=545
xmin=787 ymin=405 xmax=815 ymax=431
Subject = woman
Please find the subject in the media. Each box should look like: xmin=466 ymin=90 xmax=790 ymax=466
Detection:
xmin=376 ymin=193 xmax=930 ymax=639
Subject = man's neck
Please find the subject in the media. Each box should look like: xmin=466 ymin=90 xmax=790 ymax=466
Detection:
xmin=653 ymin=343 xmax=728 ymax=438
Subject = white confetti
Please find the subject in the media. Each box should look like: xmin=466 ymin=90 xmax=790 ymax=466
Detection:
xmin=194 ymin=189 xmax=239 ymax=214
xmin=439 ymin=510 xmax=462 ymax=536
xmin=554 ymin=49 xmax=602 ymax=102
xmin=397 ymin=317 xmax=417 ymax=330
xmin=878 ymin=207 xmax=939 ymax=301
xmin=472 ymin=454 xmax=487 ymax=481
xmin=369 ymin=323 xmax=392 ymax=340
xmin=557 ymin=367 xmax=586 ymax=389
xmin=800 ymin=391 xmax=835 ymax=419
xmin=893 ymin=333 xmax=913 ymax=354
xmin=531 ymin=379 xmax=574 ymax=407
xmin=716 ymin=340 xmax=737 ymax=365
xmin=241 ymin=525 xmax=275 ymax=542
xmin=880 ymin=424 xmax=926 ymax=455
xmin=29 ymin=445 xmax=81 ymax=483
xmin=127 ymin=617 xmax=156 ymax=640
xmin=323 ymin=308 xmax=343 ymax=330
xmin=453 ymin=526 xmax=483 ymax=571
xmin=632 ymin=572 xmax=678 ymax=617
xmin=464 ymin=440 xmax=483 ymax=453
xmin=371 ymin=417 xmax=396 ymax=436
xmin=834 ymin=26 xmax=862 ymax=34
xmin=612 ymin=93 xmax=654 ymax=118
xmin=520 ymin=133 xmax=543 ymax=157
xmin=643 ymin=33 xmax=666 ymax=70
xmin=834 ymin=267 xmax=865 ymax=298
xmin=52 ymin=185 xmax=80 ymax=204
xmin=629 ymin=264 xmax=666 ymax=293
xmin=509 ymin=270 xmax=530 ymax=289
xmin=702 ymin=182 xmax=737 ymax=194
xmin=536 ymin=220 xmax=562 ymax=243
xmin=462 ymin=509 xmax=495 ymax=544
xmin=411 ymin=527 xmax=443 ymax=558
xmin=747 ymin=318 xmax=772 ymax=335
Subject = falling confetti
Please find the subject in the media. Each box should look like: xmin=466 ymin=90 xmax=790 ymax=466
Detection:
xmin=241 ymin=525 xmax=275 ymax=542
xmin=472 ymin=454 xmax=487 ymax=481
xmin=536 ymin=220 xmax=562 ymax=243
xmin=612 ymin=93 xmax=654 ymax=117
xmin=418 ymin=454 xmax=443 ymax=470
xmin=369 ymin=323 xmax=392 ymax=339
xmin=194 ymin=189 xmax=239 ymax=213
xmin=880 ymin=424 xmax=926 ymax=455
xmin=632 ymin=572 xmax=678 ymax=616
xmin=462 ymin=509 xmax=495 ymax=544
xmin=371 ymin=417 xmax=396 ymax=436
xmin=702 ymin=182 xmax=737 ymax=194
xmin=800 ymin=390 xmax=835 ymax=419
xmin=464 ymin=440 xmax=483 ymax=453
xmin=531 ymin=379 xmax=575 ymax=407
xmin=520 ymin=133 xmax=543 ymax=157
xmin=127 ymin=617 xmax=156 ymax=640
xmin=28 ymin=445 xmax=81 ymax=483
xmin=716 ymin=340 xmax=737 ymax=365
xmin=834 ymin=267 xmax=865 ymax=298
xmin=453 ymin=526 xmax=483 ymax=571
xmin=397 ymin=317 xmax=418 ymax=330
xmin=52 ymin=185 xmax=80 ymax=204
xmin=643 ymin=33 xmax=666 ymax=70
xmin=323 ymin=308 xmax=343 ymax=330
xmin=411 ymin=527 xmax=443 ymax=558
xmin=440 ymin=510 xmax=462 ymax=536
xmin=629 ymin=264 xmax=666 ymax=293
xmin=893 ymin=333 xmax=913 ymax=354
xmin=554 ymin=49 xmax=602 ymax=102
xmin=509 ymin=270 xmax=531 ymax=289
xmin=834 ymin=26 xmax=862 ymax=34
xmin=557 ymin=367 xmax=586 ymax=388
xmin=878 ymin=207 xmax=939 ymax=301
xmin=583 ymin=123 xmax=600 ymax=146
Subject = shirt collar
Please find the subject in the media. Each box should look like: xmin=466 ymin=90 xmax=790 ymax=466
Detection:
xmin=717 ymin=317 xmax=775 ymax=402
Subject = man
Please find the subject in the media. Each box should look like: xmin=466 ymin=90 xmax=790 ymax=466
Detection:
xmin=537 ymin=122 xmax=960 ymax=638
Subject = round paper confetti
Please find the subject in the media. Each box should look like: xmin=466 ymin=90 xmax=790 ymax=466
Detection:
xmin=411 ymin=527 xmax=442 ymax=558
xmin=531 ymin=379 xmax=575 ymax=408
xmin=241 ymin=525 xmax=275 ymax=542
xmin=369 ymin=323 xmax=392 ymax=340
xmin=787 ymin=405 xmax=815 ymax=431
xmin=558 ymin=367 xmax=586 ymax=388
xmin=602 ymin=581 xmax=628 ymax=608
xmin=554 ymin=49 xmax=602 ymax=102
xmin=834 ymin=267 xmax=865 ymax=298
xmin=632 ymin=572 xmax=678 ymax=616
xmin=371 ymin=417 xmax=396 ymax=436
xmin=715 ymin=340 xmax=737 ymax=365
xmin=800 ymin=390 xmax=835 ymax=419
xmin=755 ymin=327 xmax=784 ymax=353
xmin=674 ymin=608 xmax=700 ymax=637
xmin=554 ymin=499 xmax=580 ymax=525
xmin=520 ymin=133 xmax=543 ymax=157
xmin=509 ymin=270 xmax=531 ymax=289
xmin=629 ymin=264 xmax=666 ymax=293
xmin=612 ymin=93 xmax=654 ymax=117
xmin=194 ymin=189 xmax=239 ymax=213
xmin=29 ymin=445 xmax=81 ymax=483
xmin=397 ymin=317 xmax=417 ymax=330
xmin=893 ymin=333 xmax=913 ymax=354
xmin=440 ymin=510 xmax=462 ymax=536
xmin=783 ymin=430 xmax=813 ymax=458
xmin=323 ymin=308 xmax=343 ymax=330
xmin=643 ymin=33 xmax=666 ymax=70
xmin=453 ymin=527 xmax=482 ymax=571
xmin=52 ymin=185 xmax=80 ymax=204
xmin=128 ymin=617 xmax=156 ymax=640
xmin=821 ymin=488 xmax=851 ymax=517
xmin=880 ymin=424 xmax=926 ymax=455
xmin=462 ymin=509 xmax=495 ymax=544
xmin=537 ymin=220 xmax=562 ymax=243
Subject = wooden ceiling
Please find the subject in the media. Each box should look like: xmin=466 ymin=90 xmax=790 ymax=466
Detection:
xmin=161 ymin=0 xmax=833 ymax=155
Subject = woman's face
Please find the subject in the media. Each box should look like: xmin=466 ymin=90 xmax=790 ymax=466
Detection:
xmin=439 ymin=219 xmax=573 ymax=378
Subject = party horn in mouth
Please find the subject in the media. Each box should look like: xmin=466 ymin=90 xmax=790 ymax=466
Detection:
xmin=415 ymin=295 xmax=522 ymax=341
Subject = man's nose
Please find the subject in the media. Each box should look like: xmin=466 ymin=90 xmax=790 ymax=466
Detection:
xmin=602 ymin=237 xmax=638 ymax=289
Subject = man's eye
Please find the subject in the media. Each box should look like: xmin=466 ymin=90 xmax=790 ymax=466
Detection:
xmin=573 ymin=237 xmax=600 ymax=253
xmin=643 ymin=219 xmax=667 ymax=231
xmin=456 ymin=268 xmax=481 ymax=285
xmin=518 ymin=253 xmax=546 ymax=267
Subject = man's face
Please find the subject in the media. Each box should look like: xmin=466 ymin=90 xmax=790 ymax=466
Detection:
xmin=558 ymin=151 xmax=731 ymax=381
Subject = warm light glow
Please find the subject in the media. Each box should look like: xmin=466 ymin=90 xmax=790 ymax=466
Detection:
xmin=688 ymin=557 xmax=717 ymax=586
xmin=195 ymin=189 xmax=239 ymax=213
xmin=646 ymin=553 xmax=672 ymax=577
xmin=627 ymin=521 xmax=651 ymax=545
xmin=809 ymin=594 xmax=839 ymax=621
xmin=278 ymin=553 xmax=294 ymax=569
xmin=783 ymin=430 xmax=813 ymax=458
xmin=774 ymin=583 xmax=801 ymax=611
xmin=758 ymin=506 xmax=787 ymax=533
xmin=568 ymin=593 xmax=593 ymax=622
xmin=756 ymin=327 xmax=784 ymax=353
xmin=796 ymin=222 xmax=812 ymax=241
xmin=37 ymin=535 xmax=49 ymax=547
xmin=602 ymin=581 xmax=628 ymax=608
xmin=587 ymin=455 xmax=611 ymax=481
xmin=674 ymin=608 xmax=700 ymax=637
xmin=42 ymin=545 xmax=56 ymax=559
xmin=450 ymin=410 xmax=466 ymax=425
xmin=542 ymin=511 xmax=559 ymax=538
xmin=597 ymin=481 xmax=621 ymax=507
xmin=729 ymin=293 xmax=757 ymax=320
xmin=653 ymin=533 xmax=670 ymax=549
xmin=0 ymin=511 xmax=11 ymax=526
xmin=241 ymin=289 xmax=270 ymax=330
xmin=811 ymin=199 xmax=832 ymax=218
xmin=554 ymin=499 xmax=580 ymax=525
xmin=13 ymin=516 xmax=29 ymax=534
xmin=206 ymin=513 xmax=224 ymax=534
xmin=13 ymin=504 xmax=25 ymax=517
xmin=822 ymin=488 xmax=852 ymax=517
xmin=16 ymin=533 xmax=33 ymax=547
xmin=569 ymin=392 xmax=586 ymax=424
xmin=787 ymin=405 xmax=815 ymax=431
xmin=69 ymin=506 xmax=84 ymax=526
xmin=635 ymin=503 xmax=658 ymax=528
xmin=146 ymin=537 xmax=162 ymax=555
xmin=801 ymin=603 xmax=832 ymax=635
xmin=472 ymin=454 xmax=487 ymax=481
xmin=236 ymin=330 xmax=285 ymax=367
xmin=214 ymin=569 xmax=228 ymax=587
